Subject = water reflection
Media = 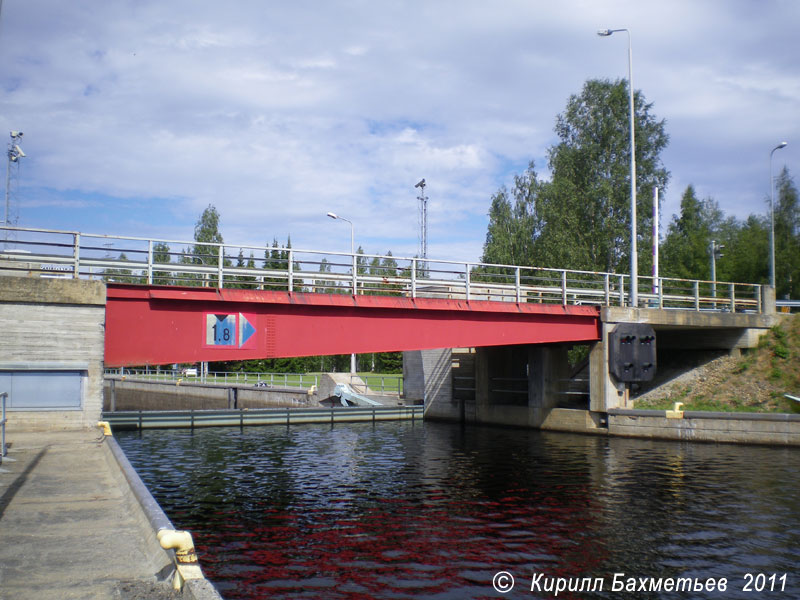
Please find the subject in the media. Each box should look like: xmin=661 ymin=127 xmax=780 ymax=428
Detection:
xmin=117 ymin=423 xmax=799 ymax=599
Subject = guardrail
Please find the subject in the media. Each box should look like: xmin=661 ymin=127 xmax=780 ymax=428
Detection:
xmin=1 ymin=225 xmax=765 ymax=312
xmin=102 ymin=405 xmax=423 ymax=429
xmin=104 ymin=368 xmax=319 ymax=388
xmin=777 ymin=299 xmax=800 ymax=310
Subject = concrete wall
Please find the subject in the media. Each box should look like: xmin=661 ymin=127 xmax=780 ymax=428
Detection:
xmin=590 ymin=306 xmax=781 ymax=413
xmin=422 ymin=343 xmax=599 ymax=432
xmin=403 ymin=348 xmax=452 ymax=414
xmin=468 ymin=344 xmax=573 ymax=428
xmin=608 ymin=409 xmax=800 ymax=446
xmin=0 ymin=276 xmax=106 ymax=430
xmin=104 ymin=378 xmax=320 ymax=411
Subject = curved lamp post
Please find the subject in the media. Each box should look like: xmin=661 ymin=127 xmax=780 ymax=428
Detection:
xmin=769 ymin=142 xmax=788 ymax=289
xmin=598 ymin=28 xmax=637 ymax=307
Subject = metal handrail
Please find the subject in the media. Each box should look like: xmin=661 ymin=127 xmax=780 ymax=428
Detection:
xmin=349 ymin=374 xmax=403 ymax=395
xmin=1 ymin=224 xmax=765 ymax=312
xmin=1 ymin=392 xmax=7 ymax=461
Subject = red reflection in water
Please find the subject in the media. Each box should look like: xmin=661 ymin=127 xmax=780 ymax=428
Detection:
xmin=198 ymin=492 xmax=608 ymax=599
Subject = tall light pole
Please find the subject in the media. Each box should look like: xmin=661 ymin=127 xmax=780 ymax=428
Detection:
xmin=598 ymin=28 xmax=637 ymax=307
xmin=769 ymin=141 xmax=788 ymax=289
xmin=326 ymin=212 xmax=357 ymax=374
xmin=710 ymin=239 xmax=723 ymax=302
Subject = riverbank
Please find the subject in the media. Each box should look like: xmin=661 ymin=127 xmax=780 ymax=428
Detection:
xmin=0 ymin=430 xmax=221 ymax=599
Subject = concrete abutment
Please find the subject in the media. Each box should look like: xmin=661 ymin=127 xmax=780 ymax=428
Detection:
xmin=0 ymin=276 xmax=106 ymax=431
xmin=416 ymin=305 xmax=787 ymax=440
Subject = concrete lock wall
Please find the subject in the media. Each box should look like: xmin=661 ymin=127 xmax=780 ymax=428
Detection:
xmin=104 ymin=378 xmax=320 ymax=411
xmin=0 ymin=276 xmax=106 ymax=430
xmin=608 ymin=410 xmax=800 ymax=446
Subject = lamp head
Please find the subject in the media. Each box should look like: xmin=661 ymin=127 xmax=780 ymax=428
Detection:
xmin=597 ymin=29 xmax=613 ymax=36
xmin=326 ymin=212 xmax=338 ymax=220
xmin=415 ymin=178 xmax=425 ymax=188
xmin=777 ymin=141 xmax=788 ymax=150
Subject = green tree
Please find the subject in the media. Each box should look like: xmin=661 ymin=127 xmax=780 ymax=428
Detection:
xmin=481 ymin=162 xmax=541 ymax=267
xmin=192 ymin=204 xmax=224 ymax=265
xmin=539 ymin=79 xmax=670 ymax=273
xmin=375 ymin=351 xmax=403 ymax=373
xmin=661 ymin=185 xmax=724 ymax=280
xmin=229 ymin=249 xmax=258 ymax=289
xmin=725 ymin=215 xmax=769 ymax=286
xmin=774 ymin=168 xmax=800 ymax=299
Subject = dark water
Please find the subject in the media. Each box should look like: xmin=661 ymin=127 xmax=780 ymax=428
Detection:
xmin=116 ymin=423 xmax=799 ymax=599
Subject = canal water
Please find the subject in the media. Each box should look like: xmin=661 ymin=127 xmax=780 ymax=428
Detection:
xmin=116 ymin=423 xmax=799 ymax=599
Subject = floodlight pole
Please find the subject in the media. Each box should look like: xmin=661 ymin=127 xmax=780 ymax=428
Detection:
xmin=327 ymin=211 xmax=357 ymax=374
xmin=769 ymin=141 xmax=788 ymax=289
xmin=415 ymin=178 xmax=427 ymax=276
xmin=598 ymin=28 xmax=637 ymax=307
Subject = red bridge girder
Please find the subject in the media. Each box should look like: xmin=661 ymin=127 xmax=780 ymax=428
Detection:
xmin=104 ymin=285 xmax=601 ymax=367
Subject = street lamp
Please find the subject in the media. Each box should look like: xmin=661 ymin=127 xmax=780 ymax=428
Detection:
xmin=326 ymin=212 xmax=357 ymax=374
xmin=598 ymin=28 xmax=638 ymax=307
xmin=769 ymin=141 xmax=788 ymax=289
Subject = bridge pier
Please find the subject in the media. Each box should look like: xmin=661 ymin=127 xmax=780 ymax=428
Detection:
xmin=474 ymin=344 xmax=571 ymax=427
xmin=418 ymin=344 xmax=579 ymax=428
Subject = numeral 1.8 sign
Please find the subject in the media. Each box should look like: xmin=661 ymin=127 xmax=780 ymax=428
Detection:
xmin=205 ymin=313 xmax=257 ymax=348
xmin=207 ymin=313 xmax=235 ymax=345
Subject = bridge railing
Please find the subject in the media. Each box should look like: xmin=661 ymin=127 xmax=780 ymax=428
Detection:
xmin=1 ymin=225 xmax=764 ymax=312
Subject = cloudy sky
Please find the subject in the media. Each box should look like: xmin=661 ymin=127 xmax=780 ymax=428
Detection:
xmin=1 ymin=1 xmax=797 ymax=263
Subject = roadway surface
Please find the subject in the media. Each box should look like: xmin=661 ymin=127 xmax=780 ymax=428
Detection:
xmin=0 ymin=430 xmax=179 ymax=599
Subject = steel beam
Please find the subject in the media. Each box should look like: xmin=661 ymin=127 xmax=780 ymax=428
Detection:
xmin=104 ymin=285 xmax=601 ymax=367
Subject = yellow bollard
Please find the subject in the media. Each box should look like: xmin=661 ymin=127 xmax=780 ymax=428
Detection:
xmin=665 ymin=401 xmax=684 ymax=419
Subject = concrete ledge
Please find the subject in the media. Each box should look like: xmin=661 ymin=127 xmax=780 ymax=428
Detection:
xmin=104 ymin=377 xmax=318 ymax=411
xmin=102 ymin=437 xmax=175 ymax=578
xmin=0 ymin=275 xmax=106 ymax=305
xmin=602 ymin=306 xmax=779 ymax=329
xmin=104 ymin=435 xmax=224 ymax=599
xmin=540 ymin=408 xmax=607 ymax=435
xmin=608 ymin=409 xmax=800 ymax=446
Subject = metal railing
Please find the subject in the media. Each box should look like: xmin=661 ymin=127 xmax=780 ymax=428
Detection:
xmin=1 ymin=392 xmax=7 ymax=463
xmin=1 ymin=225 xmax=765 ymax=312
xmin=102 ymin=405 xmax=423 ymax=429
xmin=104 ymin=368 xmax=319 ymax=389
xmin=349 ymin=374 xmax=403 ymax=395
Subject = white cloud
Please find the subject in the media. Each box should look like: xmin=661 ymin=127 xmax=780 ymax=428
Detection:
xmin=0 ymin=0 xmax=798 ymax=263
